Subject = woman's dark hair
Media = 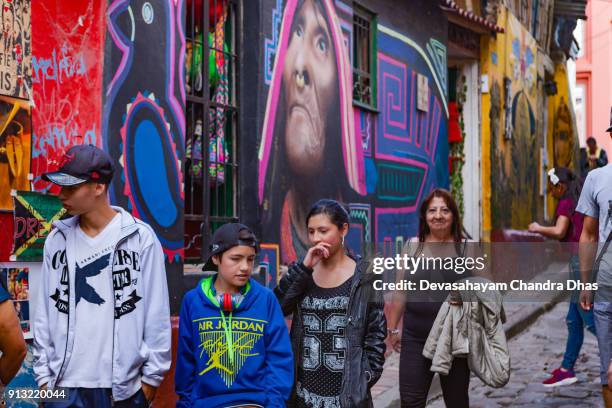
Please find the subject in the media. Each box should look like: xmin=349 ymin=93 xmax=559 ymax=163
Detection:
xmin=418 ymin=188 xmax=463 ymax=243
xmin=551 ymin=167 xmax=583 ymax=208
xmin=306 ymin=199 xmax=350 ymax=230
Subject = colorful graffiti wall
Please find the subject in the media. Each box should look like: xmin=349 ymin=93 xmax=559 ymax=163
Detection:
xmin=30 ymin=1 xmax=106 ymax=193
xmin=483 ymin=8 xmax=541 ymax=231
xmin=258 ymin=0 xmax=449 ymax=263
xmin=103 ymin=0 xmax=186 ymax=262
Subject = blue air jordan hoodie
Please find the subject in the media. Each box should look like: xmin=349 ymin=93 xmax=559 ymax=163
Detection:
xmin=175 ymin=276 xmax=294 ymax=407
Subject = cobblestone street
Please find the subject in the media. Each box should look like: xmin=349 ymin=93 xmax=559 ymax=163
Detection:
xmin=374 ymin=301 xmax=604 ymax=407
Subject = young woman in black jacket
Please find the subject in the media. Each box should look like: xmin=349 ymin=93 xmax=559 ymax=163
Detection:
xmin=275 ymin=199 xmax=387 ymax=407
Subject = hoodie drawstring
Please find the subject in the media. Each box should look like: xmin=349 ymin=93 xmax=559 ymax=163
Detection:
xmin=219 ymin=309 xmax=234 ymax=367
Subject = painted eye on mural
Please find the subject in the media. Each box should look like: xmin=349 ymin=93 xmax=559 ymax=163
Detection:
xmin=142 ymin=2 xmax=154 ymax=25
xmin=295 ymin=24 xmax=304 ymax=38
xmin=316 ymin=37 xmax=328 ymax=54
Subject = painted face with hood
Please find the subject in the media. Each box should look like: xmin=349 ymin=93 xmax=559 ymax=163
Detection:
xmin=258 ymin=0 xmax=365 ymax=204
xmin=282 ymin=0 xmax=338 ymax=176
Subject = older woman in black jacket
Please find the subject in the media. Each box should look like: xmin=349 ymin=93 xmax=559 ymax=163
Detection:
xmin=275 ymin=199 xmax=387 ymax=407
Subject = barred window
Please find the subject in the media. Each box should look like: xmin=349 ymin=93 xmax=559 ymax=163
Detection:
xmin=352 ymin=3 xmax=377 ymax=109
xmin=185 ymin=0 xmax=240 ymax=263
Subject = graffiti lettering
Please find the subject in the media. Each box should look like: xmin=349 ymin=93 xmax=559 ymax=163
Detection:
xmin=0 ymin=0 xmax=31 ymax=99
xmin=14 ymin=217 xmax=41 ymax=240
xmin=0 ymin=52 xmax=13 ymax=66
xmin=0 ymin=70 xmax=11 ymax=92
xmin=32 ymin=47 xmax=87 ymax=85
xmin=32 ymin=125 xmax=97 ymax=159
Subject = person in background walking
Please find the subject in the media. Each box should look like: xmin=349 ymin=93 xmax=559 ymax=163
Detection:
xmin=529 ymin=167 xmax=595 ymax=386
xmin=581 ymin=136 xmax=608 ymax=174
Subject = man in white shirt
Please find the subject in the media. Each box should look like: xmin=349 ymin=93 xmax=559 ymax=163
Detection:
xmin=32 ymin=145 xmax=171 ymax=407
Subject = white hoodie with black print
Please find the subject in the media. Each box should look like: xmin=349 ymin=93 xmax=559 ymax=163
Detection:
xmin=31 ymin=206 xmax=171 ymax=401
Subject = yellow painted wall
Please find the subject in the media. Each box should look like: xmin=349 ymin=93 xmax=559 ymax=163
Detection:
xmin=480 ymin=7 xmax=508 ymax=239
xmin=544 ymin=62 xmax=578 ymax=220
xmin=480 ymin=7 xmax=572 ymax=238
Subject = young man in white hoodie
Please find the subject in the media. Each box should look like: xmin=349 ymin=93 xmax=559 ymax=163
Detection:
xmin=32 ymin=144 xmax=171 ymax=407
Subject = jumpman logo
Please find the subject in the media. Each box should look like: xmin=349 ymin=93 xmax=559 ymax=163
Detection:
xmin=199 ymin=337 xmax=234 ymax=376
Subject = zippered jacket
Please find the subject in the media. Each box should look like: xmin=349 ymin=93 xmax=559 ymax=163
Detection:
xmin=31 ymin=206 xmax=171 ymax=401
xmin=274 ymin=259 xmax=387 ymax=407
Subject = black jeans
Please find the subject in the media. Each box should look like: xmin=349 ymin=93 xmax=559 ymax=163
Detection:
xmin=399 ymin=336 xmax=470 ymax=408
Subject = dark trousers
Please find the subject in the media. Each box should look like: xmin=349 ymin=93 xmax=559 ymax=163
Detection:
xmin=399 ymin=337 xmax=470 ymax=408
xmin=43 ymin=388 xmax=148 ymax=408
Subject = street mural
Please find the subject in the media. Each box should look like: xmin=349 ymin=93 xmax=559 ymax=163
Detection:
xmin=103 ymin=0 xmax=186 ymax=262
xmin=30 ymin=1 xmax=105 ymax=193
xmin=0 ymin=95 xmax=31 ymax=210
xmin=489 ymin=9 xmax=539 ymax=230
xmin=259 ymin=0 xmax=448 ymax=263
xmin=0 ymin=0 xmax=31 ymax=100
xmin=553 ymin=98 xmax=574 ymax=168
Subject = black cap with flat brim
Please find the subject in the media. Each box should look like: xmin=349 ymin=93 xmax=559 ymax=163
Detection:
xmin=42 ymin=144 xmax=114 ymax=186
xmin=42 ymin=172 xmax=88 ymax=186
xmin=202 ymin=223 xmax=259 ymax=271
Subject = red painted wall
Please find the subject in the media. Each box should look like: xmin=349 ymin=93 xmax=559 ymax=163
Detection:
xmin=30 ymin=1 xmax=106 ymax=194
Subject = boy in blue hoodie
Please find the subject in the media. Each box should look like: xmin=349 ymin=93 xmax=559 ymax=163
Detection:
xmin=176 ymin=223 xmax=293 ymax=407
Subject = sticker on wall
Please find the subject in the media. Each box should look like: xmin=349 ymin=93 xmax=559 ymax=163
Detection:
xmin=259 ymin=243 xmax=280 ymax=289
xmin=0 ymin=95 xmax=31 ymax=210
xmin=0 ymin=0 xmax=31 ymax=99
xmin=417 ymin=73 xmax=429 ymax=112
xmin=12 ymin=190 xmax=67 ymax=261
xmin=1 ymin=266 xmax=31 ymax=339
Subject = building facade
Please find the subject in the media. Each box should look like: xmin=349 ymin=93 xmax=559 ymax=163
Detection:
xmin=0 ymin=0 xmax=584 ymax=404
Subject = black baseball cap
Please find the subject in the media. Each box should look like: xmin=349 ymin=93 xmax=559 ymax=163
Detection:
xmin=42 ymin=144 xmax=114 ymax=186
xmin=203 ymin=223 xmax=259 ymax=271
